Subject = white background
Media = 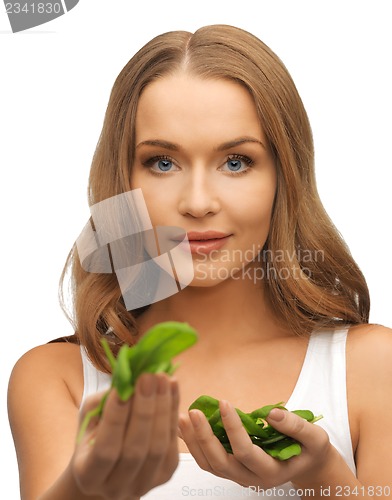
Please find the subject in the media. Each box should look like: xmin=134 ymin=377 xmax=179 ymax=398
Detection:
xmin=1 ymin=1 xmax=391 ymax=496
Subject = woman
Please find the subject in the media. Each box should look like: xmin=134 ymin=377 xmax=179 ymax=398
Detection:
xmin=8 ymin=25 xmax=392 ymax=499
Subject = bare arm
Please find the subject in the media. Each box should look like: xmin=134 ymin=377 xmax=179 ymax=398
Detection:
xmin=8 ymin=342 xmax=179 ymax=499
xmin=179 ymin=324 xmax=392 ymax=498
xmin=346 ymin=325 xmax=392 ymax=491
xmin=8 ymin=343 xmax=85 ymax=498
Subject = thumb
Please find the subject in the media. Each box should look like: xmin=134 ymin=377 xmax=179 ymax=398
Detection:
xmin=266 ymin=408 xmax=328 ymax=450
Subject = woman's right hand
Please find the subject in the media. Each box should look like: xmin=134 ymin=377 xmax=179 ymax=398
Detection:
xmin=71 ymin=372 xmax=180 ymax=499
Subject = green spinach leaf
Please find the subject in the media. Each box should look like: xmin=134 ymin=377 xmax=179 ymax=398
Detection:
xmin=189 ymin=395 xmax=323 ymax=460
xmin=77 ymin=321 xmax=198 ymax=442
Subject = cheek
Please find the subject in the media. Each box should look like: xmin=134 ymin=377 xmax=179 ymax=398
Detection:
xmin=130 ymin=176 xmax=168 ymax=224
xmin=232 ymin=184 xmax=276 ymax=231
xmin=146 ymin=194 xmax=185 ymax=232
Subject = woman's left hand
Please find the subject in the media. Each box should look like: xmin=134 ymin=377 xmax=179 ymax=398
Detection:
xmin=178 ymin=400 xmax=334 ymax=489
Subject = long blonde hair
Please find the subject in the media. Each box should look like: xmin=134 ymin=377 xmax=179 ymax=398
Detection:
xmin=60 ymin=25 xmax=369 ymax=372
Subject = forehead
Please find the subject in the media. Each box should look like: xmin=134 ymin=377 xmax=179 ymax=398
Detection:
xmin=135 ymin=72 xmax=263 ymax=143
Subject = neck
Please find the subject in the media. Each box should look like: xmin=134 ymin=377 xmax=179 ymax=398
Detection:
xmin=136 ymin=267 xmax=289 ymax=344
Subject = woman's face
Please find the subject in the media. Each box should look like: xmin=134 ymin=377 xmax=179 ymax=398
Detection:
xmin=131 ymin=72 xmax=277 ymax=286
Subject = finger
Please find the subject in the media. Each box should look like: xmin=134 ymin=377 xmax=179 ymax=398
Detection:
xmin=160 ymin=378 xmax=181 ymax=477
xmin=77 ymin=390 xmax=112 ymax=439
xmin=184 ymin=408 xmax=248 ymax=481
xmin=117 ymin=373 xmax=158 ymax=467
xmin=266 ymin=408 xmax=329 ymax=452
xmin=75 ymin=389 xmax=132 ymax=487
xmin=139 ymin=375 xmax=180 ymax=488
xmin=178 ymin=411 xmax=212 ymax=472
xmin=100 ymin=373 xmax=158 ymax=495
xmin=169 ymin=378 xmax=180 ymax=438
xmin=219 ymin=400 xmax=254 ymax=456
xmin=79 ymin=390 xmax=109 ymax=420
xmin=219 ymin=400 xmax=278 ymax=477
xmin=142 ymin=374 xmax=174 ymax=467
xmin=91 ymin=388 xmax=132 ymax=452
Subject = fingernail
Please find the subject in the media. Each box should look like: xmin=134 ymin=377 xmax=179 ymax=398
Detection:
xmin=189 ymin=409 xmax=202 ymax=428
xmin=140 ymin=374 xmax=156 ymax=397
xmin=268 ymin=408 xmax=285 ymax=422
xmin=171 ymin=380 xmax=179 ymax=398
xmin=157 ymin=375 xmax=168 ymax=395
xmin=219 ymin=400 xmax=231 ymax=418
xmin=178 ymin=414 xmax=186 ymax=431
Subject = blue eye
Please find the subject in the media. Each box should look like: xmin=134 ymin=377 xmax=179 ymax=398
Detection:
xmin=223 ymin=155 xmax=253 ymax=174
xmin=227 ymin=159 xmax=242 ymax=171
xmin=157 ymin=159 xmax=173 ymax=171
xmin=141 ymin=155 xmax=178 ymax=175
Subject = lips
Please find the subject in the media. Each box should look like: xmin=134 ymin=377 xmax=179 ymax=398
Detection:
xmin=185 ymin=231 xmax=232 ymax=255
xmin=186 ymin=231 xmax=230 ymax=241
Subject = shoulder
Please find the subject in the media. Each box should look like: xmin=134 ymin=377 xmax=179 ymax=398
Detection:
xmin=346 ymin=323 xmax=392 ymax=416
xmin=345 ymin=324 xmax=392 ymax=479
xmin=7 ymin=342 xmax=86 ymax=497
xmin=8 ymin=341 xmax=84 ymax=408
xmin=10 ymin=341 xmax=83 ymax=376
xmin=344 ymin=324 xmax=392 ymax=454
xmin=346 ymin=323 xmax=392 ymax=379
xmin=346 ymin=322 xmax=392 ymax=366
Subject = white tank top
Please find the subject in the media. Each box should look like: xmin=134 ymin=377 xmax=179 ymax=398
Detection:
xmin=79 ymin=328 xmax=356 ymax=498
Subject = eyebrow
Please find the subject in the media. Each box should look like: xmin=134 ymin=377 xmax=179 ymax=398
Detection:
xmin=136 ymin=136 xmax=266 ymax=151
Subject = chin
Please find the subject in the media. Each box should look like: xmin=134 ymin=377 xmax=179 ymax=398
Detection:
xmin=186 ymin=260 xmax=243 ymax=287
xmin=187 ymin=275 xmax=227 ymax=288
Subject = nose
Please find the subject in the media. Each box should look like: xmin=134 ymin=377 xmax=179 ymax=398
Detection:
xmin=178 ymin=167 xmax=221 ymax=218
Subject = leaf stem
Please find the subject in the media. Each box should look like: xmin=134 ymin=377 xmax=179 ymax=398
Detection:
xmin=77 ymin=390 xmax=109 ymax=444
